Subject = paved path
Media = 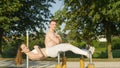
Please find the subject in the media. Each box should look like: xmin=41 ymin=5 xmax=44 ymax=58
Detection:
xmin=0 ymin=60 xmax=120 ymax=68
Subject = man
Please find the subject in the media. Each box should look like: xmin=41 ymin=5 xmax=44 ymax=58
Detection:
xmin=45 ymin=20 xmax=62 ymax=48
xmin=44 ymin=20 xmax=95 ymax=58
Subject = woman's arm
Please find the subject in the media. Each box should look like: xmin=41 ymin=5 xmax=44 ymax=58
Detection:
xmin=26 ymin=46 xmax=46 ymax=60
xmin=34 ymin=46 xmax=44 ymax=55
xmin=26 ymin=52 xmax=42 ymax=60
xmin=33 ymin=45 xmax=46 ymax=60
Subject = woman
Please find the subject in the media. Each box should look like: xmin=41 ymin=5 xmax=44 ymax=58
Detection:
xmin=15 ymin=43 xmax=95 ymax=65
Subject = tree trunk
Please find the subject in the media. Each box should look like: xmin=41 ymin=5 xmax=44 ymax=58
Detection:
xmin=107 ymin=42 xmax=113 ymax=59
xmin=105 ymin=22 xmax=113 ymax=59
xmin=0 ymin=28 xmax=4 ymax=57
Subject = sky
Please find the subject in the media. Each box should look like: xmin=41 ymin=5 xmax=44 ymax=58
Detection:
xmin=49 ymin=1 xmax=70 ymax=34
xmin=49 ymin=0 xmax=63 ymax=14
xmin=44 ymin=0 xmax=64 ymax=33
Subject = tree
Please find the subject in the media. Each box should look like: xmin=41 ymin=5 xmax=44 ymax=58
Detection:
xmin=0 ymin=0 xmax=22 ymax=57
xmin=0 ymin=0 xmax=55 ymax=57
xmin=11 ymin=0 xmax=55 ymax=34
xmin=53 ymin=0 xmax=120 ymax=59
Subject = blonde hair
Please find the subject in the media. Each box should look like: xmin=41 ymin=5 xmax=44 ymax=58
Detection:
xmin=14 ymin=45 xmax=23 ymax=65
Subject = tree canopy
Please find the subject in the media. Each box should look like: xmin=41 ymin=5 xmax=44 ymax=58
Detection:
xmin=0 ymin=0 xmax=55 ymax=57
xmin=53 ymin=0 xmax=120 ymax=59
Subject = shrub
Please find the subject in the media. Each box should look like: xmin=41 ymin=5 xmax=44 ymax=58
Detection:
xmin=112 ymin=37 xmax=120 ymax=50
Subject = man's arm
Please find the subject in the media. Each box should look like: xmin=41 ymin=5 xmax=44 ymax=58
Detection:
xmin=48 ymin=32 xmax=62 ymax=44
xmin=55 ymin=34 xmax=62 ymax=43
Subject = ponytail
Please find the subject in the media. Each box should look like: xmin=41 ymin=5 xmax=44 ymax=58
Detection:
xmin=14 ymin=46 xmax=23 ymax=65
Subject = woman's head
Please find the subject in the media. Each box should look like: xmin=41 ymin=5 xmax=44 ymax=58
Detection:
xmin=20 ymin=44 xmax=30 ymax=53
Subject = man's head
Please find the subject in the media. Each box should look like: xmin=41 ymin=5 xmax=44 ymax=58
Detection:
xmin=49 ymin=20 xmax=57 ymax=31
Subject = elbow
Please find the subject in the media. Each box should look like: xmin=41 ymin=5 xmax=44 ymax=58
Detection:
xmin=30 ymin=58 xmax=36 ymax=61
xmin=29 ymin=57 xmax=35 ymax=61
xmin=56 ymin=40 xmax=60 ymax=44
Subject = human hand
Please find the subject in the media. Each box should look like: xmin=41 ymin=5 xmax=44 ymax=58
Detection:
xmin=55 ymin=34 xmax=62 ymax=43
xmin=34 ymin=45 xmax=39 ymax=49
xmin=55 ymin=34 xmax=61 ymax=38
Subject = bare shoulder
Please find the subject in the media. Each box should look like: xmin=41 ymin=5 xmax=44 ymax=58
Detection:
xmin=45 ymin=30 xmax=52 ymax=39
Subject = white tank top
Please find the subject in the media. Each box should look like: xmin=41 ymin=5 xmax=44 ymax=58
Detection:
xmin=31 ymin=49 xmax=38 ymax=54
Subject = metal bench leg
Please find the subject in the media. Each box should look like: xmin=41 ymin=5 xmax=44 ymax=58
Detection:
xmin=87 ymin=52 xmax=95 ymax=68
xmin=56 ymin=52 xmax=61 ymax=68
